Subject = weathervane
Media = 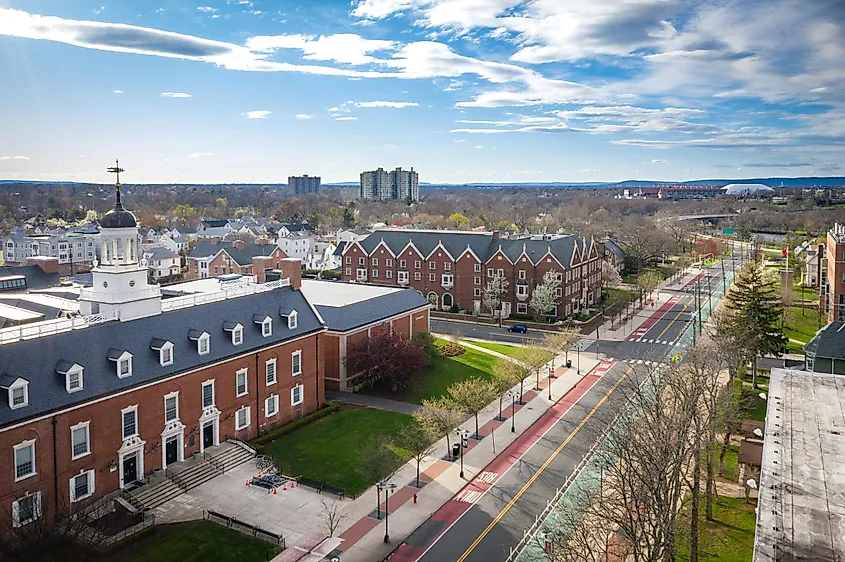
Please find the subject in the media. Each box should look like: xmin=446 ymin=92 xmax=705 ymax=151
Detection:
xmin=106 ymin=159 xmax=125 ymax=207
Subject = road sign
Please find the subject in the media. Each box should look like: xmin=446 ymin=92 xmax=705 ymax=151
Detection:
xmin=722 ymin=227 xmax=735 ymax=235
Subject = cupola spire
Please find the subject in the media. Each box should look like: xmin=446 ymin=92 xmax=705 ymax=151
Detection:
xmin=106 ymin=159 xmax=125 ymax=210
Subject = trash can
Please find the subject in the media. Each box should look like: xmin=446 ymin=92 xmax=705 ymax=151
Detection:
xmin=566 ymin=360 xmax=572 ymax=369
xmin=451 ymin=442 xmax=460 ymax=458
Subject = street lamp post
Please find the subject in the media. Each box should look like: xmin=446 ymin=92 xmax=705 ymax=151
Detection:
xmin=548 ymin=357 xmax=556 ymax=379
xmin=576 ymin=343 xmax=582 ymax=376
xmin=377 ymin=481 xmax=397 ymax=543
xmin=548 ymin=367 xmax=553 ymax=401
xmin=508 ymin=390 xmax=516 ymax=433
xmin=455 ymin=428 xmax=471 ymax=478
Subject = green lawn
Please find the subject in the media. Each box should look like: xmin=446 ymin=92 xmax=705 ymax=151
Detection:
xmin=116 ymin=520 xmax=280 ymax=562
xmin=719 ymin=444 xmax=740 ymax=482
xmin=676 ymin=496 xmax=757 ymax=562
xmin=405 ymin=343 xmax=497 ymax=404
xmin=469 ymin=341 xmax=554 ymax=363
xmin=783 ymin=305 xmax=822 ymax=343
xmin=263 ymin=408 xmax=414 ymax=496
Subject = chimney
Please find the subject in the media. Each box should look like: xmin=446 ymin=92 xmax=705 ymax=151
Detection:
xmin=491 ymin=230 xmax=500 ymax=240
xmin=279 ymin=257 xmax=302 ymax=290
xmin=25 ymin=256 xmax=59 ymax=274
xmin=257 ymin=238 xmax=268 ymax=246
xmin=231 ymin=240 xmax=245 ymax=250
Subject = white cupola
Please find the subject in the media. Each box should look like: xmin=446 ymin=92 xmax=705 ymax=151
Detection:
xmin=78 ymin=160 xmax=162 ymax=321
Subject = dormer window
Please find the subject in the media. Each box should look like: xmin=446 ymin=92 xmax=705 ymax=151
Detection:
xmin=151 ymin=339 xmax=174 ymax=366
xmin=223 ymin=322 xmax=244 ymax=346
xmin=254 ymin=315 xmax=272 ymax=337
xmin=188 ymin=331 xmax=210 ymax=356
xmin=2 ymin=376 xmax=30 ymax=409
xmin=56 ymin=362 xmax=84 ymax=394
xmin=108 ymin=350 xmax=133 ymax=379
xmin=280 ymin=308 xmax=298 ymax=330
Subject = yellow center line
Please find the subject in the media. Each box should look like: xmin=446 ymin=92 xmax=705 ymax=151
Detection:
xmin=455 ymin=363 xmax=636 ymax=562
xmin=652 ymin=296 xmax=693 ymax=342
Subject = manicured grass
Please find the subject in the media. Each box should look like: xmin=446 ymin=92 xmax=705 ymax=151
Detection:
xmin=719 ymin=444 xmax=740 ymax=482
xmin=263 ymin=408 xmax=414 ymax=496
xmin=116 ymin=520 xmax=280 ymax=562
xmin=469 ymin=341 xmax=554 ymax=363
xmin=783 ymin=305 xmax=822 ymax=343
xmin=676 ymin=496 xmax=757 ymax=562
xmin=404 ymin=343 xmax=497 ymax=404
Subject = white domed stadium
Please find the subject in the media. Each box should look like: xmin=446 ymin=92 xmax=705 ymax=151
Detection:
xmin=723 ymin=183 xmax=775 ymax=196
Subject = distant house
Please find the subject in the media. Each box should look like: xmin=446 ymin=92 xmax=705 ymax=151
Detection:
xmin=186 ymin=240 xmax=289 ymax=281
xmin=601 ymin=239 xmax=625 ymax=273
xmin=141 ymin=245 xmax=181 ymax=282
xmin=804 ymin=322 xmax=845 ymax=374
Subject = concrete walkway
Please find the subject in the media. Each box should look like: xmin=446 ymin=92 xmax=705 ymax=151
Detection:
xmin=325 ymin=390 xmax=422 ymax=415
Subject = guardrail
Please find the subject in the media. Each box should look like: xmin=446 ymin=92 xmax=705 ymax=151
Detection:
xmin=0 ymin=311 xmax=118 ymax=345
xmin=161 ymin=278 xmax=290 ymax=312
xmin=204 ymin=509 xmax=285 ymax=546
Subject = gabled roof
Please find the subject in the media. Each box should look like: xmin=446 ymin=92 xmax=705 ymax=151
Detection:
xmin=360 ymin=230 xmax=494 ymax=262
xmin=143 ymin=246 xmax=179 ymax=261
xmin=333 ymin=241 xmax=348 ymax=256
xmin=602 ymin=238 xmax=625 ymax=261
xmin=804 ymin=322 xmax=845 ymax=359
xmin=187 ymin=242 xmax=285 ymax=266
xmin=0 ymin=286 xmax=323 ymax=427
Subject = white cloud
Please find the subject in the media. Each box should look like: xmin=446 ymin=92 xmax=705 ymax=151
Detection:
xmin=0 ymin=156 xmax=30 ymax=160
xmin=453 ymin=139 xmax=465 ymax=142
xmin=161 ymin=92 xmax=191 ymax=98
xmin=650 ymin=159 xmax=666 ymax=163
xmin=197 ymin=6 xmax=217 ymax=12
xmin=336 ymin=116 xmax=358 ymax=121
xmin=189 ymin=152 xmax=214 ymax=157
xmin=246 ymin=33 xmax=397 ymax=65
xmin=475 ymin=145 xmax=483 ymax=149
xmin=93 ymin=7 xmax=105 ymax=15
xmin=353 ymin=100 xmax=419 ymax=108
xmin=244 ymin=110 xmax=271 ymax=119
xmin=295 ymin=114 xmax=314 ymax=119
xmin=113 ymin=89 xmax=124 ymax=93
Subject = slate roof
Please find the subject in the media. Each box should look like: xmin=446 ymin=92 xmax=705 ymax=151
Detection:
xmin=804 ymin=322 xmax=845 ymax=359
xmin=143 ymin=246 xmax=180 ymax=261
xmin=0 ymin=286 xmax=324 ymax=426
xmin=314 ymin=287 xmax=430 ymax=332
xmin=333 ymin=241 xmax=348 ymax=256
xmin=603 ymin=238 xmax=625 ymax=261
xmin=0 ymin=298 xmax=66 ymax=322
xmin=0 ymin=265 xmax=60 ymax=291
xmin=188 ymin=242 xmax=283 ymax=265
xmin=355 ymin=230 xmax=591 ymax=267
xmin=202 ymin=219 xmax=229 ymax=228
xmin=196 ymin=226 xmax=232 ymax=238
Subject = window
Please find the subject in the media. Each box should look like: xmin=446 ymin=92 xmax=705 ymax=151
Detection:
xmin=497 ymin=268 xmax=504 ymax=277
xmin=291 ymin=384 xmax=304 ymax=406
xmin=806 ymin=356 xmax=815 ymax=371
xmin=265 ymin=395 xmax=278 ymax=417
xmin=71 ymin=423 xmax=90 ymax=459
xmin=474 ymin=276 xmax=481 ymax=285
xmin=288 ymin=310 xmax=298 ymax=330
xmin=159 ymin=342 xmax=174 ymax=366
xmin=474 ymin=288 xmax=481 ymax=297
xmin=519 ymin=270 xmax=526 ymax=280
xmin=70 ymin=470 xmax=94 ymax=502
xmin=487 ymin=268 xmax=494 ymax=277
xmin=262 ymin=318 xmax=272 ymax=337
xmin=292 ymin=350 xmax=302 ymax=376
xmin=10 ymin=380 xmax=28 ymax=408
xmin=232 ymin=325 xmax=243 ymax=346
xmin=372 ymin=257 xmax=378 ymax=266
xmin=414 ymin=260 xmax=421 ymax=269
xmin=122 ymin=408 xmax=137 ymax=440
xmin=358 ymin=257 xmax=365 ymax=266
xmin=474 ymin=263 xmax=481 ymax=272
xmin=398 ymin=271 xmax=409 ymax=283
xmin=164 ymin=393 xmax=178 ymax=422
xmin=556 ymin=287 xmax=563 ymax=297
xmin=372 ymin=269 xmax=378 ymax=278
xmin=429 ymin=261 xmax=436 ymax=270
xmin=118 ymin=356 xmax=132 ymax=378
xmin=386 ymin=258 xmax=393 ymax=267
xmin=443 ymin=263 xmax=451 ymax=271
xmin=236 ymin=406 xmax=250 ymax=430
xmin=266 ymin=359 xmax=277 ymax=385
xmin=66 ymin=366 xmax=83 ymax=393
xmin=14 ymin=441 xmax=35 ymax=481
xmin=345 ymin=256 xmax=351 ymax=264
xmin=345 ymin=267 xmax=351 ymax=276
xmin=517 ymin=285 xmax=528 ymax=297
xmin=517 ymin=303 xmax=528 ymax=314
xmin=356 ymin=268 xmax=367 ymax=280
xmin=12 ymin=493 xmax=40 ymax=528
xmin=202 ymin=380 xmax=215 ymax=408
xmin=198 ymin=333 xmax=210 ymax=355
xmin=429 ymin=273 xmax=436 ymax=282
xmin=414 ymin=272 xmax=421 ymax=281
xmin=399 ymin=259 xmax=406 ymax=268
xmin=236 ymin=369 xmax=248 ymax=397
xmin=442 ymin=274 xmax=454 ymax=285
xmin=555 ymin=272 xmax=563 ymax=282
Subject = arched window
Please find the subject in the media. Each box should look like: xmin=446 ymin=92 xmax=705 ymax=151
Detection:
xmin=442 ymin=293 xmax=453 ymax=309
xmin=427 ymin=293 xmax=438 ymax=306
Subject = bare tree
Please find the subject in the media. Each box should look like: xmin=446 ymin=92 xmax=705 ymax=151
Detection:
xmin=415 ymin=398 xmax=463 ymax=459
xmin=529 ymin=271 xmax=562 ymax=321
xmin=514 ymin=345 xmax=551 ymax=397
xmin=397 ymin=421 xmax=438 ymax=487
xmin=445 ymin=378 xmax=498 ymax=439
xmin=491 ymin=358 xmax=523 ymax=419
xmin=483 ymin=274 xmax=509 ymax=326
xmin=543 ymin=328 xmax=580 ymax=366
xmin=319 ymin=498 xmax=349 ymax=538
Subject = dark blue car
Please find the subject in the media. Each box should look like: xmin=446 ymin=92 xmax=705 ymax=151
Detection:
xmin=507 ymin=324 xmax=528 ymax=333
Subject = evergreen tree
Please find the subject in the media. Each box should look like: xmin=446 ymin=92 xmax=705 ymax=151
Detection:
xmin=341 ymin=207 xmax=356 ymax=228
xmin=724 ymin=264 xmax=787 ymax=388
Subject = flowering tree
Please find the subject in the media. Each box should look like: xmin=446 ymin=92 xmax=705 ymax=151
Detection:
xmin=529 ymin=270 xmax=561 ymax=320
xmin=345 ymin=328 xmax=428 ymax=392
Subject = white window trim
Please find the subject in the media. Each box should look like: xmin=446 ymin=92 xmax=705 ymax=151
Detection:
xmin=160 ymin=342 xmax=174 ymax=367
xmin=265 ymin=394 xmax=278 ymax=417
xmin=291 ymin=384 xmax=304 ymax=406
xmin=121 ymin=405 xmax=139 ymax=440
xmin=9 ymin=379 xmax=29 ymax=409
xmin=66 ymin=365 xmax=84 ymax=394
xmin=201 ymin=379 xmax=215 ymax=408
xmin=236 ymin=368 xmax=249 ymax=397
xmin=517 ymin=285 xmax=529 ymax=297
xmin=70 ymin=421 xmax=91 ymax=460
xmin=292 ymin=350 xmax=302 ymax=377
xmin=14 ymin=440 xmax=36 ymax=482
xmin=197 ymin=333 xmax=210 ymax=356
xmin=12 ymin=492 xmax=41 ymax=528
xmin=235 ymin=406 xmax=251 ymax=430
xmin=288 ymin=310 xmax=298 ymax=330
xmin=70 ymin=470 xmax=95 ymax=502
xmin=262 ymin=318 xmax=273 ymax=337
xmin=266 ymin=359 xmax=277 ymax=385
xmin=117 ymin=355 xmax=133 ymax=379
xmin=164 ymin=391 xmax=179 ymax=423
xmin=232 ymin=325 xmax=244 ymax=346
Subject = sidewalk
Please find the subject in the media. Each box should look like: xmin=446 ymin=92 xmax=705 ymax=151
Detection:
xmin=325 ymin=390 xmax=422 ymax=415
xmin=332 ymin=350 xmax=604 ymax=562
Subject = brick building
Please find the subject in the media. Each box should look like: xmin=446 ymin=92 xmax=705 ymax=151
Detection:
xmin=187 ymin=241 xmax=289 ymax=281
xmin=340 ymin=230 xmax=602 ymax=319
xmin=823 ymin=223 xmax=845 ymax=322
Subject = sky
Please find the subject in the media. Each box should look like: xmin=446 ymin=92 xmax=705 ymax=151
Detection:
xmin=0 ymin=0 xmax=844 ymax=184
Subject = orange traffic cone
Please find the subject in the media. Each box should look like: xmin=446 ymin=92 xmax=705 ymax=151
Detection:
xmin=245 ymin=480 xmax=250 ymax=486
xmin=283 ymin=484 xmax=287 ymax=491
xmin=258 ymin=472 xmax=262 ymax=478
xmin=273 ymin=487 xmax=277 ymax=495
xmin=291 ymin=481 xmax=295 ymax=489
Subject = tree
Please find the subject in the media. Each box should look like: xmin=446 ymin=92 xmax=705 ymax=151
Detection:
xmin=543 ymin=328 xmax=580 ymax=365
xmin=397 ymin=421 xmax=438 ymax=487
xmin=341 ymin=207 xmax=356 ymax=228
xmin=666 ymin=221 xmax=695 ymax=253
xmin=448 ymin=212 xmax=470 ymax=230
xmin=512 ymin=345 xmax=549 ymax=400
xmin=695 ymin=237 xmax=724 ymax=258
xmin=415 ymin=398 xmax=463 ymax=459
xmin=636 ymin=270 xmax=663 ymax=305
xmin=482 ymin=274 xmax=509 ymax=326
xmin=491 ymin=358 xmax=521 ymax=419
xmin=600 ymin=259 xmax=623 ymax=296
xmin=173 ymin=204 xmax=197 ymax=223
xmin=724 ymin=264 xmax=788 ymax=388
xmin=529 ymin=270 xmax=562 ymax=320
xmin=445 ymin=378 xmax=497 ymax=439
xmin=616 ymin=217 xmax=669 ymax=273
xmin=345 ymin=328 xmax=428 ymax=392
xmin=318 ymin=498 xmax=348 ymax=537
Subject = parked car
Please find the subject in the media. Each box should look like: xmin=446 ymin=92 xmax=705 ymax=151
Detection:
xmin=507 ymin=324 xmax=528 ymax=333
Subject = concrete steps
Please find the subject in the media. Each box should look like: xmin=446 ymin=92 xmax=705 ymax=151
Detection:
xmin=126 ymin=478 xmax=183 ymax=511
xmin=213 ymin=441 xmax=255 ymax=471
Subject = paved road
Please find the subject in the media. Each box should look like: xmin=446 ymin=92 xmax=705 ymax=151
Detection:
xmin=395 ymin=255 xmax=745 ymax=562
xmin=431 ymin=320 xmax=545 ymax=344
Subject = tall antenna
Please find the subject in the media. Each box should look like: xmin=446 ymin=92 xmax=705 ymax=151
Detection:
xmin=106 ymin=159 xmax=125 ymax=207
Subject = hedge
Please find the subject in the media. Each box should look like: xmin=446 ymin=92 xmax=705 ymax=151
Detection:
xmin=251 ymin=403 xmax=341 ymax=453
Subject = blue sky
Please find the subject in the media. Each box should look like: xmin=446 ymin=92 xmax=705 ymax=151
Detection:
xmin=0 ymin=0 xmax=844 ymax=183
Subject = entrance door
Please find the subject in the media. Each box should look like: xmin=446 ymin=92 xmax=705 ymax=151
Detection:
xmin=123 ymin=453 xmax=138 ymax=485
xmin=202 ymin=422 xmax=214 ymax=449
xmin=502 ymin=302 xmax=512 ymax=319
xmin=165 ymin=436 xmax=179 ymax=466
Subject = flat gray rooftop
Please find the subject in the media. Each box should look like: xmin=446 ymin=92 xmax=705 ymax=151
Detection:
xmin=754 ymin=369 xmax=845 ymax=561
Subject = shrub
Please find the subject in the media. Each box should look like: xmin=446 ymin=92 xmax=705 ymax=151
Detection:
xmin=435 ymin=341 xmax=465 ymax=357
xmin=449 ymin=304 xmax=460 ymax=313
xmin=251 ymin=403 xmax=341 ymax=453
xmin=412 ymin=331 xmax=440 ymax=360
